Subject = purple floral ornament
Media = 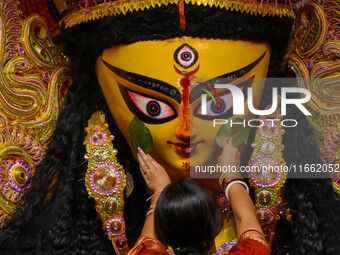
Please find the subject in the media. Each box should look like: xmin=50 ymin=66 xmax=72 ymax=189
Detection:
xmin=90 ymin=163 xmax=121 ymax=196
xmin=114 ymin=236 xmax=128 ymax=249
xmin=217 ymin=239 xmax=237 ymax=254
xmin=257 ymin=208 xmax=274 ymax=225
xmin=8 ymin=160 xmax=32 ymax=192
xmin=259 ymin=124 xmax=279 ymax=138
xmin=89 ymin=132 xmax=107 ymax=146
xmin=106 ymin=217 xmax=125 ymax=236
xmin=250 ymin=157 xmax=281 ymax=187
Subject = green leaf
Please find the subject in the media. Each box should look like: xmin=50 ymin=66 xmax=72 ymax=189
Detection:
xmin=128 ymin=116 xmax=153 ymax=160
xmin=215 ymin=117 xmax=251 ymax=151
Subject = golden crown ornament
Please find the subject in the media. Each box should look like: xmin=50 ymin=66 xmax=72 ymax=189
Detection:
xmin=284 ymin=0 xmax=340 ymax=194
xmin=0 ymin=0 xmax=71 ymax=228
xmin=53 ymin=0 xmax=298 ymax=28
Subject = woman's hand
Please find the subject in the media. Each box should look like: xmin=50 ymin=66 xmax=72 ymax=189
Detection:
xmin=217 ymin=138 xmax=241 ymax=170
xmin=137 ymin=147 xmax=171 ymax=193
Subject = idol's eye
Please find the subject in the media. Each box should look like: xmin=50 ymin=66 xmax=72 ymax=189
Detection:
xmin=211 ymin=99 xmax=226 ymax=114
xmin=123 ymin=89 xmax=177 ymax=124
xmin=193 ymin=78 xmax=253 ymax=120
xmin=146 ymin=101 xmax=161 ymax=117
xmin=194 ymin=90 xmax=234 ymax=120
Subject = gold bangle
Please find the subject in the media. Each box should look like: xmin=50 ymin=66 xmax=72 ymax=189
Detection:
xmin=146 ymin=208 xmax=155 ymax=218
xmin=149 ymin=204 xmax=156 ymax=210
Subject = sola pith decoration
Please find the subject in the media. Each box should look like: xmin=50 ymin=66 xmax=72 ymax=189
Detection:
xmin=53 ymin=0 xmax=298 ymax=28
xmin=0 ymin=0 xmax=71 ymax=227
xmin=285 ymin=0 xmax=340 ymax=193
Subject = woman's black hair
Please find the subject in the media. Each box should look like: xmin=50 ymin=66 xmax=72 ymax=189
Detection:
xmin=0 ymin=3 xmax=339 ymax=255
xmin=155 ymin=178 xmax=222 ymax=255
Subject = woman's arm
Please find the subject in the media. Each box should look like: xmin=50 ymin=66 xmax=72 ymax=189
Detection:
xmin=139 ymin=190 xmax=159 ymax=239
xmin=228 ymin=184 xmax=263 ymax=238
xmin=218 ymin=139 xmax=269 ymax=255
xmin=218 ymin=138 xmax=263 ymax=238
xmin=137 ymin=147 xmax=171 ymax=239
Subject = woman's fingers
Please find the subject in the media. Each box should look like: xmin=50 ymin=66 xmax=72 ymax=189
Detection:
xmin=223 ymin=137 xmax=228 ymax=147
xmin=138 ymin=147 xmax=158 ymax=173
xmin=219 ymin=136 xmax=241 ymax=171
xmin=137 ymin=147 xmax=171 ymax=192
xmin=138 ymin=147 xmax=149 ymax=162
xmin=137 ymin=151 xmax=150 ymax=177
xmin=228 ymin=137 xmax=234 ymax=145
xmin=139 ymin=148 xmax=153 ymax=166
xmin=223 ymin=137 xmax=234 ymax=147
xmin=138 ymin=147 xmax=158 ymax=169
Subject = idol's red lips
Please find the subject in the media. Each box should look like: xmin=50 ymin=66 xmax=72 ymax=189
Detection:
xmin=167 ymin=140 xmax=204 ymax=157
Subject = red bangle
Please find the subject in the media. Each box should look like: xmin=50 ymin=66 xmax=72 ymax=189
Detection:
xmin=221 ymin=178 xmax=244 ymax=191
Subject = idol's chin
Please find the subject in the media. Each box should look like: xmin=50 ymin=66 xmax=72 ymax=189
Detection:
xmin=165 ymin=163 xmax=191 ymax=181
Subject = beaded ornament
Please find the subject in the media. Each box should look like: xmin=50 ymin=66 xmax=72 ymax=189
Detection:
xmin=84 ymin=111 xmax=129 ymax=255
xmin=248 ymin=108 xmax=291 ymax=247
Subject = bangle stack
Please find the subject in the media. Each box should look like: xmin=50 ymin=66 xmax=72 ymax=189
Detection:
xmin=146 ymin=191 xmax=162 ymax=202
xmin=219 ymin=172 xmax=249 ymax=200
xmin=145 ymin=190 xmax=163 ymax=218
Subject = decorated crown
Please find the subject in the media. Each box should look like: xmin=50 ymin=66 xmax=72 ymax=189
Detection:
xmin=53 ymin=0 xmax=298 ymax=28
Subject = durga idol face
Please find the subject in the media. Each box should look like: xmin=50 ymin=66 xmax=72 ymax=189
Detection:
xmin=96 ymin=37 xmax=270 ymax=180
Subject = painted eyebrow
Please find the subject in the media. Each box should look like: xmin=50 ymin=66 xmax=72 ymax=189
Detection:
xmin=101 ymin=59 xmax=182 ymax=103
xmin=190 ymin=51 xmax=267 ymax=102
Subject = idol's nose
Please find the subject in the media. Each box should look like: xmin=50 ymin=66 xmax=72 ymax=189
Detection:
xmin=175 ymin=115 xmax=197 ymax=143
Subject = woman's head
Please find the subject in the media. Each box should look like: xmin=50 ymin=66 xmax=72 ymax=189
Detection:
xmin=154 ymin=178 xmax=222 ymax=253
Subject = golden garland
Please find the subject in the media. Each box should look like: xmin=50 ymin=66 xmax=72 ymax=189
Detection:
xmin=248 ymin=110 xmax=291 ymax=246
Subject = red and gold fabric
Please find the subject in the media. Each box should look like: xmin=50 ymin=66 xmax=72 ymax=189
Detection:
xmin=128 ymin=231 xmax=270 ymax=255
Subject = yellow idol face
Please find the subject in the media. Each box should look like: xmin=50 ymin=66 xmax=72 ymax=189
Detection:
xmin=96 ymin=37 xmax=271 ymax=180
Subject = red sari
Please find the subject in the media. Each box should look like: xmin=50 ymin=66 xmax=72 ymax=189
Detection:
xmin=128 ymin=236 xmax=270 ymax=255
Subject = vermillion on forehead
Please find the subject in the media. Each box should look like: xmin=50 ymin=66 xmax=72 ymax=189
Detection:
xmin=174 ymin=65 xmax=200 ymax=134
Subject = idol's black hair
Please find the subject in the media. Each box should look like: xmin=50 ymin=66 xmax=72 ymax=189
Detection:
xmin=0 ymin=4 xmax=339 ymax=255
xmin=254 ymin=89 xmax=340 ymax=255
xmin=155 ymin=178 xmax=222 ymax=255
